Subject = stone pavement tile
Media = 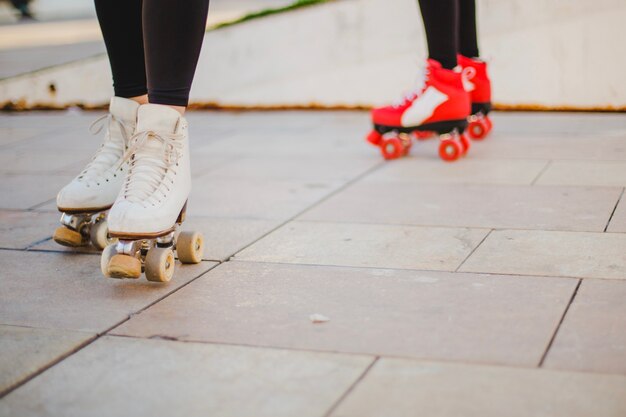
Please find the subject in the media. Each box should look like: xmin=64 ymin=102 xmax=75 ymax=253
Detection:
xmin=460 ymin=230 xmax=626 ymax=280
xmin=470 ymin=135 xmax=626 ymax=161
xmin=188 ymin=176 xmax=344 ymax=220
xmin=0 ymin=210 xmax=59 ymax=249
xmin=301 ymin=182 xmax=620 ymax=232
xmin=536 ymin=160 xmax=626 ymax=187
xmin=0 ymin=127 xmax=50 ymax=148
xmin=0 ymin=113 xmax=82 ymax=130
xmin=113 ymin=262 xmax=576 ymax=366
xmin=0 ymin=325 xmax=94 ymax=396
xmin=6 ymin=116 xmax=107 ymax=152
xmin=0 ymin=336 xmax=373 ymax=417
xmin=0 ymin=173 xmax=74 ymax=210
xmin=543 ymin=279 xmax=626 ymax=374
xmin=330 ymin=359 xmax=626 ymax=417
xmin=188 ymin=151 xmax=239 ymax=177
xmin=364 ymin=157 xmax=547 ymax=185
xmin=235 ymin=221 xmax=488 ymax=271
xmin=182 ymin=216 xmax=282 ymax=261
xmin=198 ymin=128 xmax=369 ymax=158
xmin=200 ymin=155 xmax=379 ymax=182
xmin=491 ymin=112 xmax=626 ymax=135
xmin=0 ymin=250 xmax=216 ymax=332
xmin=606 ymin=197 xmax=626 ymax=232
xmin=0 ymin=149 xmax=88 ymax=175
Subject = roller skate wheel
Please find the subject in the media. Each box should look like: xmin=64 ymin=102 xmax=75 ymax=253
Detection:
xmin=90 ymin=219 xmax=114 ymax=251
xmin=53 ymin=226 xmax=87 ymax=248
xmin=485 ymin=116 xmax=493 ymax=132
xmin=107 ymin=254 xmax=142 ymax=279
xmin=459 ymin=134 xmax=471 ymax=156
xmin=366 ymin=130 xmax=382 ymax=146
xmin=101 ymin=244 xmax=117 ymax=277
xmin=145 ymin=246 xmax=175 ymax=283
xmin=468 ymin=119 xmax=488 ymax=140
xmin=381 ymin=137 xmax=405 ymax=160
xmin=439 ymin=139 xmax=463 ymax=162
xmin=401 ymin=140 xmax=413 ymax=156
xmin=177 ymin=231 xmax=204 ymax=264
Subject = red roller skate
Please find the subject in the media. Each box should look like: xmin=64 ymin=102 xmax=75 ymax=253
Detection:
xmin=458 ymin=55 xmax=493 ymax=140
xmin=366 ymin=59 xmax=471 ymax=162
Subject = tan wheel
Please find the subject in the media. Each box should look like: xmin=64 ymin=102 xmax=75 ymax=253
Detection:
xmin=53 ymin=226 xmax=87 ymax=247
xmin=101 ymin=244 xmax=117 ymax=277
xmin=90 ymin=219 xmax=115 ymax=251
xmin=145 ymin=246 xmax=175 ymax=283
xmin=176 ymin=231 xmax=204 ymax=264
xmin=107 ymin=254 xmax=142 ymax=279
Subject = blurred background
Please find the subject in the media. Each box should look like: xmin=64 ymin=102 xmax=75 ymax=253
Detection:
xmin=1 ymin=0 xmax=625 ymax=111
xmin=0 ymin=0 xmax=292 ymax=79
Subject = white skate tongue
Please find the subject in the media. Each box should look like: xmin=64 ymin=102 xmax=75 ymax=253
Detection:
xmin=109 ymin=97 xmax=140 ymax=125
xmin=136 ymin=104 xmax=180 ymax=135
xmin=124 ymin=104 xmax=183 ymax=205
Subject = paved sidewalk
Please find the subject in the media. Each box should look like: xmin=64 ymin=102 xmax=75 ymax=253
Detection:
xmin=0 ymin=110 xmax=625 ymax=416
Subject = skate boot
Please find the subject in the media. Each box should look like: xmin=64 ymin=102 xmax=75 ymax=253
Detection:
xmin=366 ymin=59 xmax=471 ymax=162
xmin=458 ymin=55 xmax=493 ymax=140
xmin=54 ymin=97 xmax=139 ymax=250
xmin=101 ymin=104 xmax=204 ymax=283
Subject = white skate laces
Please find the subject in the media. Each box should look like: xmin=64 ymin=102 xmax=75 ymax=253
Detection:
xmin=393 ymin=67 xmax=431 ymax=108
xmin=120 ymin=130 xmax=183 ymax=207
xmin=76 ymin=114 xmax=132 ymax=185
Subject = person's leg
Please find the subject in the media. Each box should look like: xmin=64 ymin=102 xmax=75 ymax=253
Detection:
xmin=103 ymin=0 xmax=210 ymax=279
xmin=458 ymin=0 xmax=479 ymax=58
xmin=142 ymin=0 xmax=210 ymax=114
xmin=417 ymin=0 xmax=458 ymax=70
xmin=94 ymin=0 xmax=147 ymax=103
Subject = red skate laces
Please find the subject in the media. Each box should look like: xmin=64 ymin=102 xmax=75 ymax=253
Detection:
xmin=393 ymin=67 xmax=431 ymax=108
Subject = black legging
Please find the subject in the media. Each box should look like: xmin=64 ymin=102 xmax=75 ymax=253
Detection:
xmin=94 ymin=0 xmax=210 ymax=107
xmin=418 ymin=0 xmax=479 ymax=70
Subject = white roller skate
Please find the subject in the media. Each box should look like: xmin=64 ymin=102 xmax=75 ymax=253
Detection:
xmin=101 ymin=104 xmax=204 ymax=283
xmin=54 ymin=97 xmax=139 ymax=250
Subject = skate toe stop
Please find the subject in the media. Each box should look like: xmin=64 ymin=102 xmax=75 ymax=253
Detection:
xmin=107 ymin=254 xmax=142 ymax=279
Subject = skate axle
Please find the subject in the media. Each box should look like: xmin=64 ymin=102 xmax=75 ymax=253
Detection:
xmin=55 ymin=211 xmax=113 ymax=250
xmin=60 ymin=213 xmax=91 ymax=234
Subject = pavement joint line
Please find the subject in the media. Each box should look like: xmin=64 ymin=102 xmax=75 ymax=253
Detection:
xmin=0 ymin=246 xmax=621 ymax=282
xmin=603 ymin=187 xmax=625 ymax=232
xmin=228 ymin=259 xmax=591 ymax=282
xmin=24 ymin=236 xmax=53 ymax=250
xmin=97 ymin=334 xmax=626 ymax=377
xmin=323 ymin=356 xmax=380 ymax=417
xmin=0 ymin=261 xmax=221 ymax=399
xmin=538 ymin=278 xmax=583 ymax=368
xmin=27 ymin=197 xmax=56 ymax=211
xmin=222 ymin=159 xmax=387 ymax=261
xmin=454 ymin=228 xmax=493 ymax=272
xmin=284 ymin=218 xmax=613 ymax=234
xmin=0 ymin=333 xmax=98 ymax=398
xmin=529 ymin=159 xmax=552 ymax=186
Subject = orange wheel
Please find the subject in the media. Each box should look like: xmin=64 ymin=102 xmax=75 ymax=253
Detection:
xmin=468 ymin=119 xmax=487 ymax=140
xmin=439 ymin=139 xmax=462 ymax=162
xmin=459 ymin=134 xmax=471 ymax=156
xmin=366 ymin=130 xmax=383 ymax=146
xmin=381 ymin=137 xmax=405 ymax=160
xmin=401 ymin=140 xmax=413 ymax=156
xmin=484 ymin=116 xmax=493 ymax=133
